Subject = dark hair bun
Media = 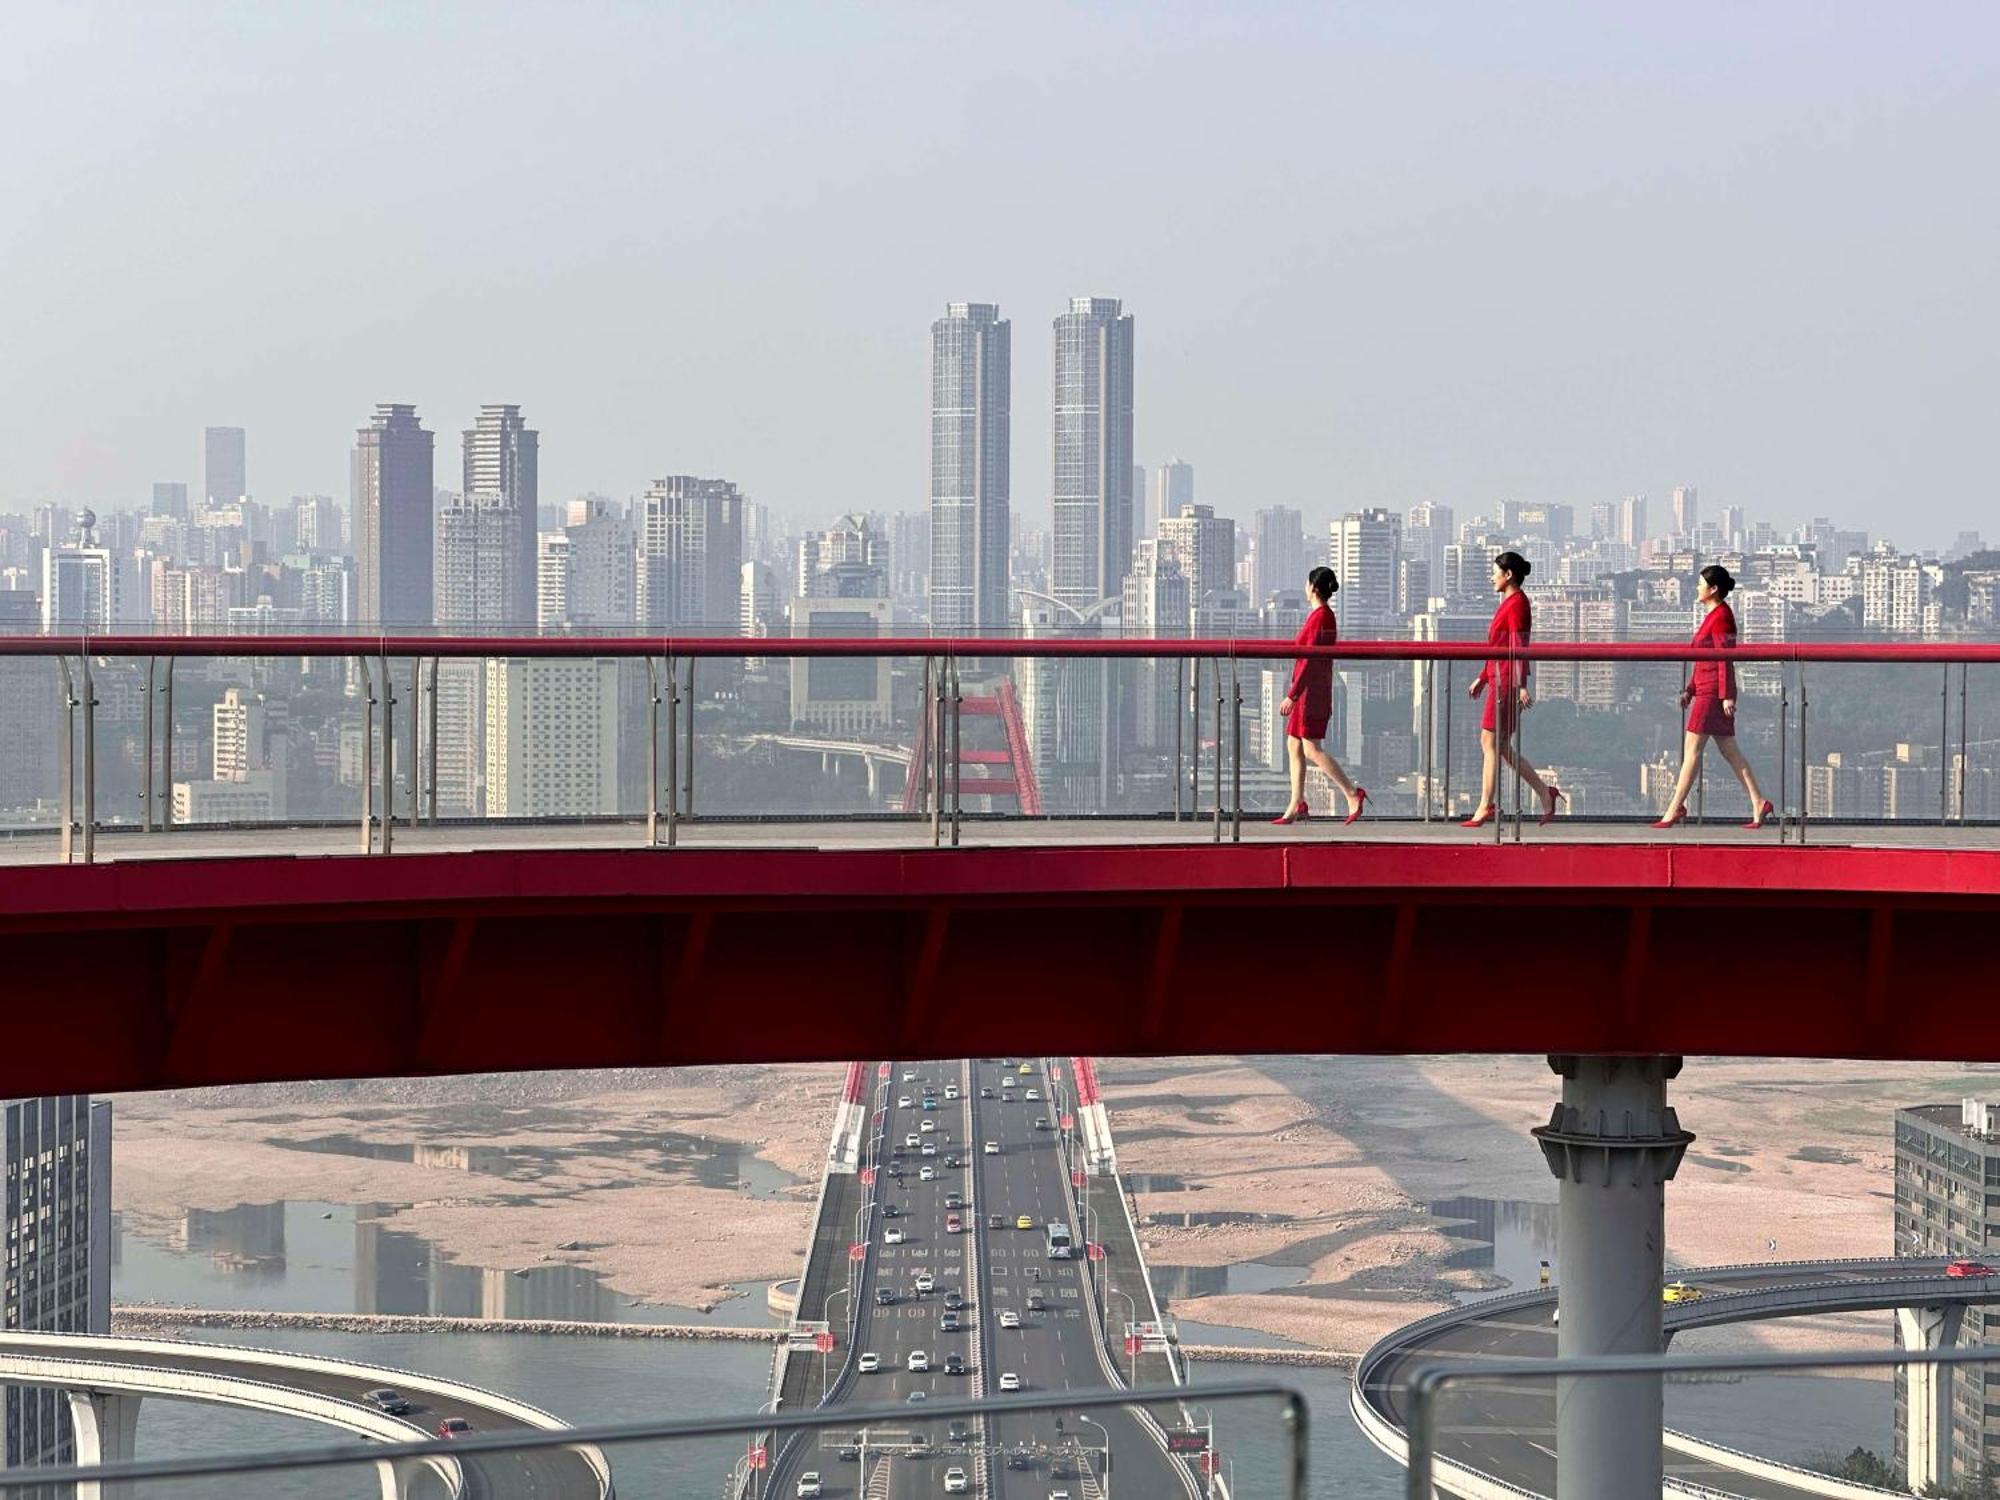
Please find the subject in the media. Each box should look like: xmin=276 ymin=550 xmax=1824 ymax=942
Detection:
xmin=1701 ymin=564 xmax=1736 ymax=599
xmin=1308 ymin=565 xmax=1339 ymax=598
xmin=1495 ymin=550 xmax=1532 ymax=583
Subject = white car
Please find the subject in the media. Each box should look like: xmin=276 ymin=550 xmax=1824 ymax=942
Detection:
xmin=945 ymin=1086 xmax=960 ymax=1100
xmin=905 ymin=1133 xmax=921 ymax=1148
xmin=796 ymin=1475 xmax=822 ymax=1498
xmin=920 ymin=1165 xmax=935 ymax=1181
xmin=916 ymin=1272 xmax=935 ymax=1293
xmin=920 ymin=1119 xmax=936 ymax=1134
xmin=857 ymin=1351 xmax=880 ymax=1373
xmin=998 ymin=1310 xmax=1020 ymax=1329
xmin=921 ymin=1142 xmax=936 ymax=1157
xmin=1025 ymin=1088 xmax=1040 ymax=1101
xmin=903 ymin=1070 xmax=916 ymax=1082
xmin=1001 ymin=1076 xmax=1015 ymax=1089
xmin=907 ymin=1350 xmax=930 ymax=1372
xmin=983 ymin=1141 xmax=999 ymax=1155
xmin=998 ymin=1372 xmax=1021 ymax=1392
xmin=943 ymin=1467 xmax=968 ymax=1493
xmin=898 ymin=1095 xmax=912 ymax=1108
xmin=884 ymin=1227 xmax=905 ymax=1245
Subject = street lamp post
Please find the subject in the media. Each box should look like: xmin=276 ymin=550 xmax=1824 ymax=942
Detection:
xmin=1074 ymin=1412 xmax=1112 ymax=1500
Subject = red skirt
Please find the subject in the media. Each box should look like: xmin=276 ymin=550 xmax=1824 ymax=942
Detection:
xmin=1687 ymin=695 xmax=1735 ymax=737
xmin=1286 ymin=698 xmax=1329 ymax=741
xmin=1481 ymin=691 xmax=1521 ymax=735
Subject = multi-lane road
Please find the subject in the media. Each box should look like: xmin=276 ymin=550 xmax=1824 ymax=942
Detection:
xmin=771 ymin=1057 xmax=1201 ymax=1500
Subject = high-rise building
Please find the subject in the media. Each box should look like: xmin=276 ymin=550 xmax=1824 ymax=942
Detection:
xmin=799 ymin=513 xmax=888 ymax=600
xmin=741 ymin=561 xmax=779 ymax=639
xmin=1150 ymin=461 xmax=1195 ymax=537
xmin=1671 ymin=485 xmax=1699 ymax=538
xmin=1589 ymin=500 xmax=1615 ymax=541
xmin=213 ymin=688 xmax=267 ymax=779
xmin=1329 ymin=508 xmax=1401 ymax=638
xmin=41 ymin=514 xmax=115 ymax=631
xmin=292 ymin=495 xmax=342 ymax=554
xmin=1051 ymin=296 xmax=1136 ymax=611
xmin=1251 ymin=506 xmax=1308 ymax=605
xmin=152 ymin=481 xmax=189 ymax=519
xmin=204 ymin=426 xmax=246 ymax=506
xmin=484 ymin=657 xmax=620 ymax=816
xmin=1156 ymin=503 xmax=1235 ymax=607
xmin=790 ymin=596 xmax=893 ymax=735
xmin=435 ymin=491 xmax=528 ymax=630
xmin=929 ymin=302 xmax=1011 ymax=634
xmin=3 ymin=1096 xmax=113 ymax=1472
xmin=1121 ymin=542 xmax=1191 ymax=751
xmin=1016 ymin=597 xmax=1119 ymax=813
xmin=536 ymin=531 xmax=571 ymax=629
xmin=562 ymin=499 xmax=634 ymax=627
xmin=460 ymin=404 xmax=539 ymax=627
xmin=1619 ymin=495 xmax=1649 ymax=549
xmin=636 ymin=476 xmax=745 ymax=631
xmin=353 ymin=404 xmax=435 ymax=629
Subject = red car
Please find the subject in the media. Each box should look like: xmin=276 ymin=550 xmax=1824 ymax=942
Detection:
xmin=946 ymin=1214 xmax=963 ymax=1234
xmin=1945 ymin=1259 xmax=1995 ymax=1279
xmin=437 ymin=1418 xmax=474 ymax=1439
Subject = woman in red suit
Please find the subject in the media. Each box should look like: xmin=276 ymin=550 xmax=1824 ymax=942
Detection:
xmin=1652 ymin=565 xmax=1775 ymax=829
xmin=1464 ymin=552 xmax=1562 ymax=828
xmin=1272 ymin=566 xmax=1367 ymax=825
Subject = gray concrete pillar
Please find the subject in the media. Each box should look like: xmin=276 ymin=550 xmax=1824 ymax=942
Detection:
xmin=374 ymin=1455 xmax=460 ymax=1500
xmin=1532 ymin=1055 xmax=1693 ymax=1500
xmin=865 ymin=758 xmax=880 ymax=801
xmin=1896 ymin=1303 xmax=1964 ymax=1493
xmin=65 ymin=1389 xmax=141 ymax=1500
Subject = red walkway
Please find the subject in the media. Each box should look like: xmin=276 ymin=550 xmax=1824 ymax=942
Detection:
xmin=5 ymin=840 xmax=1996 ymax=1094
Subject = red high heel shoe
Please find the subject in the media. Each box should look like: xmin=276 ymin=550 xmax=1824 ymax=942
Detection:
xmin=1460 ymin=807 xmax=1494 ymax=829
xmin=1539 ymin=786 xmax=1566 ymax=826
xmin=1344 ymin=787 xmax=1369 ymax=826
xmin=1742 ymin=799 xmax=1776 ymax=830
xmin=1269 ymin=801 xmax=1310 ymax=826
xmin=1651 ymin=805 xmax=1687 ymax=830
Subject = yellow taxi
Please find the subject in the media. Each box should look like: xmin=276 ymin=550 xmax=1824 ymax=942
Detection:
xmin=1016 ymin=1215 xmax=1035 ymax=1230
xmin=1662 ymin=1281 xmax=1703 ymax=1304
xmin=1017 ymin=1063 xmax=1032 ymax=1075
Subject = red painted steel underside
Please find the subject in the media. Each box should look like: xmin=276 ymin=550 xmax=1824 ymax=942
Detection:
xmin=3 ymin=841 xmax=1997 ymax=1095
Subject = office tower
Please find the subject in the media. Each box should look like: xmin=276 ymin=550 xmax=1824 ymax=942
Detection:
xmin=1251 ymin=506 xmax=1308 ymax=604
xmin=1329 ymin=508 xmax=1402 ymax=637
xmin=40 ymin=513 xmax=115 ymax=631
xmin=152 ymin=481 xmax=189 ymax=519
xmin=1016 ymin=597 xmax=1119 ymax=812
xmin=1397 ymin=556 xmax=1433 ymax=616
xmin=799 ymin=513 xmax=889 ymax=599
xmin=212 ymin=688 xmax=267 ymax=779
xmin=459 ymin=404 xmax=539 ymax=627
xmin=1502 ymin=501 xmax=1573 ymax=548
xmin=292 ymin=495 xmax=342 ymax=554
xmin=3 ymin=1096 xmax=113 ymax=1472
xmin=637 ymin=476 xmax=745 ymax=631
xmin=1589 ymin=500 xmax=1615 ymax=541
xmin=1534 ymin=586 xmax=1625 ymax=707
xmin=204 ymin=426 xmax=246 ymax=506
xmin=559 ymin=499 xmax=634 ymax=627
xmin=1619 ymin=495 xmax=1649 ymax=549
xmin=484 ymin=657 xmax=620 ymax=816
xmin=1404 ymin=501 xmax=1454 ymax=584
xmin=353 ymin=404 xmax=435 ymax=629
xmin=435 ymin=491 xmax=527 ymax=629
xmin=1156 ymin=503 xmax=1235 ymax=608
xmin=0 ymin=658 xmax=58 ymax=814
xmin=1121 ymin=542 xmax=1191 ymax=750
xmin=741 ymin=561 xmax=779 ymax=638
xmin=790 ymin=596 xmax=893 ymax=734
xmin=536 ymin=531 xmax=571 ymax=628
xmin=929 ymin=302 xmax=1011 ymax=633
xmin=889 ymin=510 xmax=931 ymax=606
xmin=1052 ymin=297 xmax=1136 ymax=610
xmin=1151 ymin=461 xmax=1195 ymax=537
xmin=1671 ymin=485 xmax=1698 ymax=538
xmin=1719 ymin=505 xmax=1746 ymax=550
xmin=431 ymin=662 xmax=484 ymax=816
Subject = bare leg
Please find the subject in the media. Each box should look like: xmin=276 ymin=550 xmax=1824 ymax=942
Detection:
xmin=1285 ymin=736 xmax=1305 ymax=813
xmin=1497 ymin=741 xmax=1551 ymax=802
xmin=1714 ymin=735 xmax=1768 ymax=817
xmin=1661 ymin=731 xmax=1705 ymax=817
xmin=1300 ymin=739 xmax=1361 ymax=811
xmin=1475 ymin=728 xmax=1499 ymax=815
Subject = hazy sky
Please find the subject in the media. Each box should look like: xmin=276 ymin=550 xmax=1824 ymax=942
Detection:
xmin=3 ymin=3 xmax=1995 ymax=545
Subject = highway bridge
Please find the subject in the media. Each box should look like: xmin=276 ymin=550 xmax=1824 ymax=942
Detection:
xmin=0 ymin=1331 xmax=611 ymax=1500
xmin=1355 ymin=1256 xmax=2000 ymax=1500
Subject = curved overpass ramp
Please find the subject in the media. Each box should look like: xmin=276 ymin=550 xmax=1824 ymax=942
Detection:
xmin=1353 ymin=1257 xmax=2000 ymax=1499
xmin=0 ymin=1331 xmax=611 ymax=1500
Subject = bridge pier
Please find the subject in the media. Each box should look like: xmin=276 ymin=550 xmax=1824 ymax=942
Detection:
xmin=1897 ymin=1302 xmax=1964 ymax=1492
xmin=1532 ymin=1055 xmax=1693 ymax=1500
xmin=65 ymin=1389 xmax=141 ymax=1500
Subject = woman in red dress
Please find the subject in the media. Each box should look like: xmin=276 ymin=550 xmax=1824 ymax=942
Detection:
xmin=1464 ymin=552 xmax=1562 ymax=828
xmin=1652 ymin=565 xmax=1775 ymax=829
xmin=1272 ymin=566 xmax=1367 ymax=825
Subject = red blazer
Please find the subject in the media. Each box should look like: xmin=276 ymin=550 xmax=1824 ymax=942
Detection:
xmin=1285 ymin=604 xmax=1338 ymax=716
xmin=1474 ymin=590 xmax=1532 ymax=696
xmin=1689 ymin=602 xmax=1737 ymax=700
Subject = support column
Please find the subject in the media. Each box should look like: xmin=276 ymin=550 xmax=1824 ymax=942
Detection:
xmin=1532 ymin=1055 xmax=1693 ymax=1500
xmin=375 ymin=1456 xmax=450 ymax=1500
xmin=1897 ymin=1303 xmax=1964 ymax=1493
xmin=65 ymin=1388 xmax=141 ymax=1500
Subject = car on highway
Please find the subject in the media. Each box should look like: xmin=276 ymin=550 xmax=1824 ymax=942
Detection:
xmin=796 ymin=1473 xmax=823 ymax=1498
xmin=836 ymin=1443 xmax=860 ymax=1461
xmin=943 ymin=1467 xmax=968 ymax=1493
xmin=980 ymin=1087 xmax=994 ymax=1099
xmin=1016 ymin=1215 xmax=1035 ymax=1230
xmin=921 ymin=1142 xmax=937 ymax=1156
xmin=998 ymin=1310 xmax=1020 ymax=1329
xmin=1025 ymin=1292 xmax=1045 ymax=1312
xmin=988 ymin=1212 xmax=1006 ymax=1229
xmin=907 ymin=1390 xmax=928 ymax=1404
xmin=857 ymin=1351 xmax=881 ymax=1372
xmin=366 ymin=1388 xmax=411 ymax=1415
xmin=898 ymin=1095 xmax=913 ymax=1108
xmin=984 ymin=1141 xmax=1000 ymax=1154
xmin=903 ymin=1070 xmax=917 ymax=1081
xmin=944 ymin=1192 xmax=963 ymax=1209
xmin=1002 ymin=1076 xmax=1016 ymax=1090
xmin=908 ymin=1350 xmax=930 ymax=1371
xmin=1034 ymin=1117 xmax=1051 ymax=1131
xmin=1662 ymin=1281 xmax=1703 ymax=1304
xmin=916 ymin=1271 xmax=935 ymax=1293
xmin=945 ymin=1085 xmax=960 ymax=1100
xmin=922 ymin=1097 xmax=939 ymax=1112
xmin=945 ymin=1213 xmax=962 ymax=1233
xmin=876 ymin=1287 xmax=896 ymax=1305
xmin=944 ymin=1153 xmax=961 ymax=1168
xmin=998 ymin=1372 xmax=1022 ymax=1391
xmin=944 ymin=1351 xmax=965 ymax=1375
xmin=1025 ymin=1088 xmax=1040 ymax=1101
xmin=940 ymin=1310 xmax=960 ymax=1331
xmin=883 ymin=1203 xmax=902 ymax=1217
xmin=906 ymin=1133 xmax=921 ymax=1148
xmin=921 ymin=1119 xmax=936 ymax=1133
xmin=1017 ymin=1063 xmax=1032 ymax=1075
xmin=436 ymin=1418 xmax=473 ymax=1439
xmin=944 ymin=1289 xmax=965 ymax=1309
xmin=885 ymin=1226 xmax=905 ymax=1244
xmin=1006 ymin=1449 xmax=1034 ymax=1470
xmin=921 ymin=1166 xmax=936 ymax=1181
xmin=1948 ymin=1259 xmax=1998 ymax=1278
xmin=1049 ymin=1491 xmax=1071 ymax=1500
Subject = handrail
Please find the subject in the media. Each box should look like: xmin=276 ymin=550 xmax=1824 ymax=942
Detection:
xmin=6 ymin=630 xmax=2000 ymax=664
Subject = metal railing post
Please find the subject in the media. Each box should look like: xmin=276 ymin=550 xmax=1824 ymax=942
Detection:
xmin=426 ymin=656 xmax=440 ymax=825
xmin=358 ymin=657 xmax=375 ymax=854
xmin=1211 ymin=655 xmax=1223 ymax=844
xmin=1441 ymin=661 xmax=1452 ymax=818
xmin=1173 ymin=656 xmax=1184 ymax=822
xmin=1778 ymin=669 xmax=1791 ymax=844
xmin=949 ymin=657 xmax=962 ymax=847
xmin=379 ymin=650 xmax=394 ymax=854
xmin=162 ymin=657 xmax=175 ymax=831
xmin=1942 ymin=663 xmax=1952 ymax=826
xmin=665 ymin=653 xmax=680 ymax=848
xmin=683 ymin=658 xmax=696 ymax=818
xmin=56 ymin=659 xmax=75 ymax=865
xmin=1230 ymin=657 xmax=1242 ymax=843
xmin=1507 ymin=678 xmax=1521 ymax=845
xmin=81 ymin=656 xmax=96 ymax=864
xmin=1420 ymin=659 xmax=1433 ymax=823
xmin=408 ymin=658 xmax=421 ymax=825
xmin=1190 ymin=657 xmax=1202 ymax=818
xmin=931 ymin=657 xmax=945 ymax=848
xmin=645 ymin=658 xmax=660 ymax=846
xmin=1958 ymin=661 xmax=1970 ymax=823
xmin=919 ymin=656 xmax=934 ymax=819
xmin=1797 ymin=662 xmax=1809 ymax=844
xmin=142 ymin=656 xmax=156 ymax=833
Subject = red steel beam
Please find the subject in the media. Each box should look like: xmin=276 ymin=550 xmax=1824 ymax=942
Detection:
xmin=4 ymin=843 xmax=1999 ymax=1094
